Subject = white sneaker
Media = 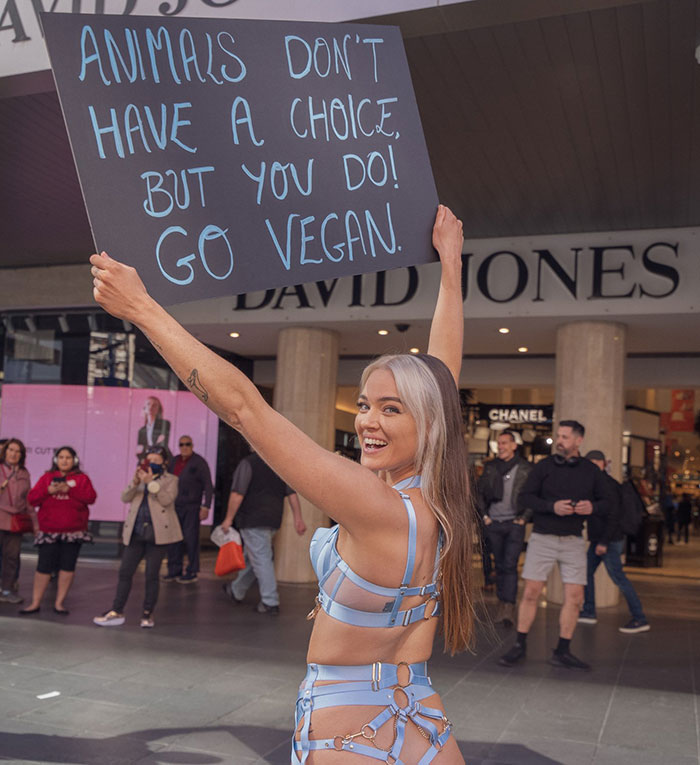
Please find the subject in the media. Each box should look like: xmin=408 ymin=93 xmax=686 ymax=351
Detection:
xmin=140 ymin=611 xmax=155 ymax=628
xmin=93 ymin=610 xmax=125 ymax=627
xmin=577 ymin=614 xmax=598 ymax=625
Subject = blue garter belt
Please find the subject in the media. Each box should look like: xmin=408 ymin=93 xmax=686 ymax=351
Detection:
xmin=292 ymin=661 xmax=453 ymax=764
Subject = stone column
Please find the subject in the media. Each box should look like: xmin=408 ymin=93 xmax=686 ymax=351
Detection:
xmin=273 ymin=327 xmax=339 ymax=583
xmin=546 ymin=321 xmax=626 ymax=607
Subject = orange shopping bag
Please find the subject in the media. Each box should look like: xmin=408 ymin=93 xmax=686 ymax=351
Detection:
xmin=215 ymin=539 xmax=246 ymax=576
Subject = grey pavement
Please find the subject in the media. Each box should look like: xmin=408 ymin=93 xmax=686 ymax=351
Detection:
xmin=0 ymin=549 xmax=698 ymax=765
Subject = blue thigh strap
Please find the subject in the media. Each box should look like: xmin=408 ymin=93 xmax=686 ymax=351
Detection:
xmin=292 ymin=662 xmax=452 ymax=764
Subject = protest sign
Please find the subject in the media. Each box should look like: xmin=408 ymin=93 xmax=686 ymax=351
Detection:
xmin=42 ymin=13 xmax=439 ymax=305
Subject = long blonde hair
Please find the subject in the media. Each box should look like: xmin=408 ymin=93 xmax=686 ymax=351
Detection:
xmin=360 ymin=354 xmax=476 ymax=654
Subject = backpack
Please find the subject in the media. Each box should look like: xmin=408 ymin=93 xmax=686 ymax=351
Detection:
xmin=618 ymin=481 xmax=646 ymax=536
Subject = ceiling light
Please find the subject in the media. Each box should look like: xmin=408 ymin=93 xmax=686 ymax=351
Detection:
xmin=517 ymin=346 xmax=528 ymax=353
xmin=229 ymin=331 xmax=240 ymax=338
xmin=58 ymin=315 xmax=70 ymax=333
xmin=25 ymin=316 xmax=37 ymax=333
xmin=546 ymin=437 xmax=553 ymax=445
xmin=498 ymin=327 xmax=510 ymax=334
xmin=409 ymin=347 xmax=420 ymax=354
xmin=377 ymin=329 xmax=389 ymax=336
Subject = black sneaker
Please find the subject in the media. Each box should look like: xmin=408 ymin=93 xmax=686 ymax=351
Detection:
xmin=498 ymin=643 xmax=526 ymax=667
xmin=619 ymin=619 xmax=650 ymax=634
xmin=548 ymin=650 xmax=591 ymax=671
xmin=160 ymin=573 xmax=180 ymax=583
xmin=176 ymin=573 xmax=198 ymax=584
xmin=254 ymin=602 xmax=280 ymax=615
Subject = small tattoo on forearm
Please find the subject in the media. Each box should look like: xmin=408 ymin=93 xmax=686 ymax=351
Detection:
xmin=145 ymin=333 xmax=163 ymax=352
xmin=186 ymin=368 xmax=208 ymax=402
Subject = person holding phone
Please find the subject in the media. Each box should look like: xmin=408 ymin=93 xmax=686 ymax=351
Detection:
xmin=94 ymin=445 xmax=181 ymax=628
xmin=499 ymin=421 xmax=612 ymax=671
xmin=21 ymin=446 xmax=97 ymax=615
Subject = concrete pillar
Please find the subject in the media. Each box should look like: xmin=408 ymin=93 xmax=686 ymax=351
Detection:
xmin=273 ymin=327 xmax=339 ymax=583
xmin=546 ymin=321 xmax=626 ymax=607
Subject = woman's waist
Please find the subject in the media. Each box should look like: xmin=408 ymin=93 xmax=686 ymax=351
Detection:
xmin=308 ymin=615 xmax=435 ymax=667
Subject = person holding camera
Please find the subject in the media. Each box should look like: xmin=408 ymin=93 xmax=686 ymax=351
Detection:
xmin=0 ymin=438 xmax=32 ymax=605
xmin=94 ymin=445 xmax=181 ymax=628
xmin=499 ymin=420 xmax=611 ymax=671
xmin=21 ymin=446 xmax=97 ymax=615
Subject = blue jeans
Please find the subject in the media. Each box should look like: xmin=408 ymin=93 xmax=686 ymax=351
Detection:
xmin=583 ymin=539 xmax=646 ymax=621
xmin=230 ymin=527 xmax=279 ymax=606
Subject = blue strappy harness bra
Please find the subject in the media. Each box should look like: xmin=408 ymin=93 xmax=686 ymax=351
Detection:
xmin=292 ymin=476 xmax=453 ymax=764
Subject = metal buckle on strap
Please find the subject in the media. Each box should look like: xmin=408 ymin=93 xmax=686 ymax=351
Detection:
xmin=371 ymin=661 xmax=382 ymax=691
xmin=401 ymin=609 xmax=412 ymax=627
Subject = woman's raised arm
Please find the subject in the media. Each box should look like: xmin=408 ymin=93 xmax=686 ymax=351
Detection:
xmin=89 ymin=253 xmax=398 ymax=530
xmin=427 ymin=205 xmax=464 ymax=386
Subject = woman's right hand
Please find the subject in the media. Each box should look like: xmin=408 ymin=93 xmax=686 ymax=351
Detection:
xmin=90 ymin=251 xmax=153 ymax=323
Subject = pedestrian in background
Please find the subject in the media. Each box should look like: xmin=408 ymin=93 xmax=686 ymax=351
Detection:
xmin=221 ymin=451 xmax=305 ymax=614
xmin=477 ymin=430 xmax=532 ymax=627
xmin=578 ymin=450 xmax=649 ymax=634
xmin=94 ymin=446 xmax=181 ymax=628
xmin=21 ymin=446 xmax=96 ymax=615
xmin=0 ymin=438 xmax=31 ymax=605
xmin=499 ymin=421 xmax=611 ymax=671
xmin=163 ymin=435 xmax=213 ymax=584
xmin=677 ymin=494 xmax=692 ymax=544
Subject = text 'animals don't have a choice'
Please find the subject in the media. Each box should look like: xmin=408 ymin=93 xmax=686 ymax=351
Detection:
xmin=43 ymin=13 xmax=438 ymax=304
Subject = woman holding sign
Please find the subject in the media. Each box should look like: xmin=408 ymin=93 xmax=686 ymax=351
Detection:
xmin=90 ymin=205 xmax=471 ymax=764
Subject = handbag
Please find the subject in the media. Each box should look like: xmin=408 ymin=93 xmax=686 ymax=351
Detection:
xmin=9 ymin=513 xmax=33 ymax=534
xmin=1 ymin=466 xmax=33 ymax=534
xmin=215 ymin=537 xmax=246 ymax=576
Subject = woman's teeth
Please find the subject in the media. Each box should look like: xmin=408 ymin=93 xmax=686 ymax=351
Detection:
xmin=364 ymin=438 xmax=388 ymax=450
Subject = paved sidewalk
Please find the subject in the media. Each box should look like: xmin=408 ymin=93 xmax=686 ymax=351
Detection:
xmin=0 ymin=546 xmax=699 ymax=765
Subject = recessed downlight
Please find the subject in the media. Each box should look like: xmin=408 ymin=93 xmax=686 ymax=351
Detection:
xmin=229 ymin=331 xmax=240 ymax=338
xmin=498 ymin=327 xmax=510 ymax=334
xmin=377 ymin=329 xmax=389 ymax=336
xmin=409 ymin=347 xmax=420 ymax=354
xmin=517 ymin=346 xmax=528 ymax=353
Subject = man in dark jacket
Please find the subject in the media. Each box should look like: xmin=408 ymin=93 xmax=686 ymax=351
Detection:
xmin=478 ymin=430 xmax=532 ymax=627
xmin=163 ymin=436 xmax=213 ymax=583
xmin=220 ymin=452 xmax=305 ymax=614
xmin=579 ymin=450 xmax=649 ymax=634
xmin=499 ymin=420 xmax=612 ymax=671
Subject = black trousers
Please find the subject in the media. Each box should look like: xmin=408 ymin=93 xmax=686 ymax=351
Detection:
xmin=113 ymin=536 xmax=165 ymax=613
xmin=0 ymin=531 xmax=22 ymax=591
xmin=486 ymin=520 xmax=526 ymax=604
xmin=167 ymin=504 xmax=200 ymax=576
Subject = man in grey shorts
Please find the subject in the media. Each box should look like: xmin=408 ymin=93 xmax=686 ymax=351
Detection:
xmin=499 ymin=420 xmax=611 ymax=671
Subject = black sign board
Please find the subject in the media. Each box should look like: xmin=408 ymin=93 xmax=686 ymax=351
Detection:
xmin=42 ymin=13 xmax=438 ymax=305
xmin=478 ymin=404 xmax=554 ymax=425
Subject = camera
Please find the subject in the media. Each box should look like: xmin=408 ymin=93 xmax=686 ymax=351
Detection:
xmin=51 ymin=476 xmax=66 ymax=484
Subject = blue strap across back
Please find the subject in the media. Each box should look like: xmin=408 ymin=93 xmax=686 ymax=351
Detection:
xmin=309 ymin=475 xmax=442 ymax=628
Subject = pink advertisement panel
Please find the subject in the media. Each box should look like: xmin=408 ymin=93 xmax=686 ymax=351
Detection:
xmin=0 ymin=384 xmax=219 ymax=523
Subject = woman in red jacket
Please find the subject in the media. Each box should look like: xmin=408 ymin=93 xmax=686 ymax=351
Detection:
xmin=21 ymin=446 xmax=97 ymax=615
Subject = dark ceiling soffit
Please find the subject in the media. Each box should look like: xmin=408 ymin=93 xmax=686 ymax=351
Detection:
xmin=358 ymin=0 xmax=657 ymax=38
xmin=0 ymin=69 xmax=55 ymax=100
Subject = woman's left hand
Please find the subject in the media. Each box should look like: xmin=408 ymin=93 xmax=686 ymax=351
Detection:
xmin=89 ymin=251 xmax=153 ymax=323
xmin=432 ymin=204 xmax=464 ymax=267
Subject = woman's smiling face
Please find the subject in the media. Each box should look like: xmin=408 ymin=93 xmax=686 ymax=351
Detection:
xmin=355 ymin=368 xmax=418 ymax=483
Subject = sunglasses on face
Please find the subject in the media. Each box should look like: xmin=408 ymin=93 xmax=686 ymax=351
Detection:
xmin=179 ymin=442 xmax=192 ymax=447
